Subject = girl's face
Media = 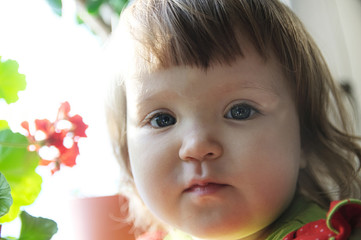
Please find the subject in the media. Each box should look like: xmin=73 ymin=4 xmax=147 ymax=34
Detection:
xmin=125 ymin=40 xmax=302 ymax=240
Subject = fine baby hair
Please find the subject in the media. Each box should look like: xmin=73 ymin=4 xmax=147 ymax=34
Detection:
xmin=106 ymin=0 xmax=361 ymax=239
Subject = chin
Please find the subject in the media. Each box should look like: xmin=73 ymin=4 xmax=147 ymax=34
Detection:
xmin=184 ymin=223 xmax=267 ymax=240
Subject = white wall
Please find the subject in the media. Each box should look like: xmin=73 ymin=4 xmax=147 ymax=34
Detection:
xmin=289 ymin=0 xmax=361 ymax=130
xmin=336 ymin=0 xmax=361 ymax=118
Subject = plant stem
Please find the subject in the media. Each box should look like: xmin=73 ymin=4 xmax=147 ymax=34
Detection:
xmin=0 ymin=141 xmax=29 ymax=148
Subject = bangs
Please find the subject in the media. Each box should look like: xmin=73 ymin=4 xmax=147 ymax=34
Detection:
xmin=122 ymin=0 xmax=274 ymax=69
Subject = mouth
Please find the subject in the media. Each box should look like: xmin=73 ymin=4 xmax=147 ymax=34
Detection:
xmin=184 ymin=182 xmax=229 ymax=195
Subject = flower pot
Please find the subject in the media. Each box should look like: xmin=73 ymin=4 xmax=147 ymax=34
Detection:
xmin=71 ymin=195 xmax=136 ymax=240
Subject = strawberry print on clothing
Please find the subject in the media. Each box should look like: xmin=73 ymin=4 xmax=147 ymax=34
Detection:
xmin=283 ymin=199 xmax=361 ymax=240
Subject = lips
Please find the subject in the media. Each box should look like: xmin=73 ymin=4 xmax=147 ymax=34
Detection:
xmin=184 ymin=181 xmax=229 ymax=195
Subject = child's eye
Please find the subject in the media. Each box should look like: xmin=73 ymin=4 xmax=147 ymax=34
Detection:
xmin=149 ymin=113 xmax=177 ymax=128
xmin=224 ymin=103 xmax=258 ymax=120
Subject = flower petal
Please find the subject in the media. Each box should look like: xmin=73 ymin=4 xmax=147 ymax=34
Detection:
xmin=69 ymin=115 xmax=88 ymax=137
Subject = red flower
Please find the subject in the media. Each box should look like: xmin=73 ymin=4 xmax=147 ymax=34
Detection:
xmin=68 ymin=115 xmax=87 ymax=138
xmin=59 ymin=143 xmax=79 ymax=167
xmin=57 ymin=101 xmax=71 ymax=119
xmin=21 ymin=101 xmax=88 ymax=174
xmin=46 ymin=130 xmax=67 ymax=149
xmin=34 ymin=119 xmax=53 ymax=134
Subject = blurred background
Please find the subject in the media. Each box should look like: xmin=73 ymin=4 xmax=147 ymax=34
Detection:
xmin=0 ymin=0 xmax=360 ymax=239
xmin=0 ymin=0 xmax=124 ymax=239
xmin=290 ymin=0 xmax=361 ymax=132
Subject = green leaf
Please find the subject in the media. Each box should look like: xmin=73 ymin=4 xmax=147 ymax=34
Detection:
xmin=0 ymin=130 xmax=39 ymax=176
xmin=0 ymin=57 xmax=26 ymax=104
xmin=0 ymin=129 xmax=42 ymax=223
xmin=76 ymin=15 xmax=85 ymax=25
xmin=108 ymin=0 xmax=129 ymax=15
xmin=0 ymin=204 xmax=20 ymax=223
xmin=0 ymin=120 xmax=9 ymax=131
xmin=45 ymin=0 xmax=62 ymax=16
xmin=0 ymin=172 xmax=13 ymax=217
xmin=18 ymin=211 xmax=58 ymax=240
xmin=86 ymin=0 xmax=105 ymax=15
xmin=1 ymin=171 xmax=43 ymax=223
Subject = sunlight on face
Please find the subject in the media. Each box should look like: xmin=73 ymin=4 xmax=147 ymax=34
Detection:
xmin=125 ymin=39 xmax=302 ymax=240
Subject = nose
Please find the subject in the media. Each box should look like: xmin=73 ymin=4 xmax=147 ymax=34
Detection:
xmin=179 ymin=127 xmax=223 ymax=162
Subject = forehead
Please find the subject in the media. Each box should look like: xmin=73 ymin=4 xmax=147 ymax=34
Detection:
xmin=124 ymin=40 xmax=289 ymax=106
xmin=128 ymin=35 xmax=283 ymax=84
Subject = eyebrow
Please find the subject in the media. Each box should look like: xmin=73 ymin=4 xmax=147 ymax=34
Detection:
xmin=129 ymin=64 xmax=285 ymax=119
xmin=134 ymin=80 xmax=281 ymax=114
xmin=133 ymin=89 xmax=179 ymax=115
xmin=137 ymin=90 xmax=178 ymax=104
xmin=211 ymin=79 xmax=282 ymax=100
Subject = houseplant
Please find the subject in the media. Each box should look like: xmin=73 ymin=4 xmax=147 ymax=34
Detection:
xmin=0 ymin=57 xmax=87 ymax=239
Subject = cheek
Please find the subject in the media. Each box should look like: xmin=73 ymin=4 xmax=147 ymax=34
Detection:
xmin=228 ymin=111 xmax=302 ymax=202
xmin=128 ymin=135 xmax=164 ymax=190
xmin=127 ymin=131 xmax=179 ymax=212
xmin=231 ymin=135 xmax=301 ymax=228
xmin=254 ymin=107 xmax=302 ymax=171
xmin=261 ymin=125 xmax=301 ymax=199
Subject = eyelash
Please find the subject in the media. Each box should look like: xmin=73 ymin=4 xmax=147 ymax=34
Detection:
xmin=144 ymin=111 xmax=177 ymax=129
xmin=144 ymin=103 xmax=260 ymax=129
xmin=224 ymin=103 xmax=260 ymax=121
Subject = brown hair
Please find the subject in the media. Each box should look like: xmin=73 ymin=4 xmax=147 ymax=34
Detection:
xmin=106 ymin=0 xmax=361 ymax=233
